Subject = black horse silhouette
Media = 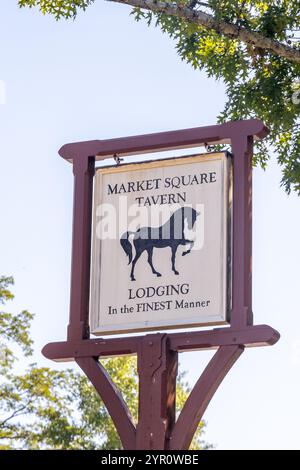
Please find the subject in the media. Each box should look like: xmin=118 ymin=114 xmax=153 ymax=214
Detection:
xmin=120 ymin=207 xmax=199 ymax=281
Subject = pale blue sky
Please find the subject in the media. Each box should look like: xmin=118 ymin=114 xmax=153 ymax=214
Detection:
xmin=1 ymin=1 xmax=300 ymax=450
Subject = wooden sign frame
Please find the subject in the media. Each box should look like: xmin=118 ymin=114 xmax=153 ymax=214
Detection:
xmin=43 ymin=119 xmax=280 ymax=450
xmin=90 ymin=151 xmax=231 ymax=335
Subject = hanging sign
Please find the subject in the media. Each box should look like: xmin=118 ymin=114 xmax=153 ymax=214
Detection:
xmin=90 ymin=152 xmax=231 ymax=335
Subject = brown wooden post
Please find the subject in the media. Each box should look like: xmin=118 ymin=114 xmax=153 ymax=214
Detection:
xmin=230 ymin=135 xmax=253 ymax=328
xmin=136 ymin=334 xmax=178 ymax=450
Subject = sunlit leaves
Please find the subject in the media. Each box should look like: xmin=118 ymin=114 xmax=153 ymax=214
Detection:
xmin=18 ymin=0 xmax=95 ymax=20
xmin=0 ymin=277 xmax=33 ymax=368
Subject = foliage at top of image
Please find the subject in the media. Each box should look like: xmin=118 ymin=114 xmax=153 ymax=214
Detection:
xmin=18 ymin=0 xmax=95 ymax=19
xmin=18 ymin=0 xmax=300 ymax=195
xmin=0 ymin=276 xmax=208 ymax=449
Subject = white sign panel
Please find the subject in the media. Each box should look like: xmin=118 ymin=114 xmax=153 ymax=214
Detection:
xmin=90 ymin=153 xmax=231 ymax=335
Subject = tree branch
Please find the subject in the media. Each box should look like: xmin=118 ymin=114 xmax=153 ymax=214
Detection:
xmin=0 ymin=404 xmax=28 ymax=428
xmin=106 ymin=0 xmax=300 ymax=64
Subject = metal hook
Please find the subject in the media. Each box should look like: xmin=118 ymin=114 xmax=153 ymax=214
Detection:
xmin=204 ymin=142 xmax=214 ymax=153
xmin=113 ymin=154 xmax=124 ymax=165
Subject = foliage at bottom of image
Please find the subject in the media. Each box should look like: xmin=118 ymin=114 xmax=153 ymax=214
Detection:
xmin=0 ymin=276 xmax=210 ymax=450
